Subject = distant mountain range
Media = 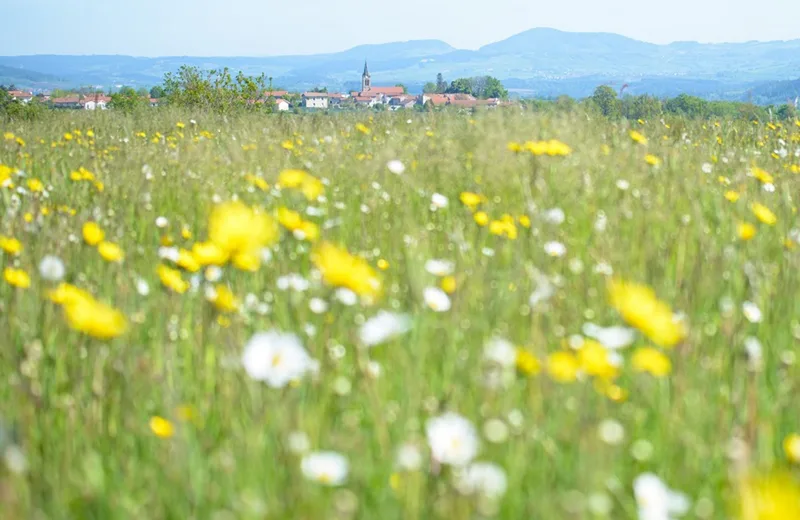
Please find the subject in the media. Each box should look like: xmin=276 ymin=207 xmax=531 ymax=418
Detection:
xmin=2 ymin=28 xmax=800 ymax=104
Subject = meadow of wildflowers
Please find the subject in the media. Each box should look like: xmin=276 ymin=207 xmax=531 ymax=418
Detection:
xmin=1 ymin=109 xmax=799 ymax=519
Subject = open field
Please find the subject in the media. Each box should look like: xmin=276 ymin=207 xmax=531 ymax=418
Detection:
xmin=1 ymin=109 xmax=799 ymax=519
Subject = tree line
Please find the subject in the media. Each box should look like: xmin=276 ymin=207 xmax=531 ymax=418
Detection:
xmin=422 ymin=73 xmax=509 ymax=100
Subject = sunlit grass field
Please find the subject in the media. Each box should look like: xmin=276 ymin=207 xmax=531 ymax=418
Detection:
xmin=1 ymin=109 xmax=800 ymax=519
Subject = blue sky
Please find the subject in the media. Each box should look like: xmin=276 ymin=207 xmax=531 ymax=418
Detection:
xmin=3 ymin=0 xmax=799 ymax=56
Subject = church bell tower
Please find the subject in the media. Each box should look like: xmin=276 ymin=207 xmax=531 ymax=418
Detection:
xmin=361 ymin=61 xmax=371 ymax=92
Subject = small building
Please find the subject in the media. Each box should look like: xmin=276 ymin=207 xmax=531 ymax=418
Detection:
xmin=82 ymin=94 xmax=111 ymax=110
xmin=302 ymin=92 xmax=329 ymax=109
xmin=8 ymin=90 xmax=33 ymax=103
xmin=275 ymin=98 xmax=290 ymax=111
xmin=50 ymin=95 xmax=83 ymax=109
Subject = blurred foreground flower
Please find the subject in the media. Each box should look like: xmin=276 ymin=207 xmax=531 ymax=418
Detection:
xmin=301 ymin=451 xmax=348 ymax=486
xmin=739 ymin=472 xmax=800 ymax=520
xmin=312 ymin=242 xmax=381 ymax=301
xmin=608 ymin=280 xmax=686 ymax=348
xmin=426 ymin=412 xmax=479 ymax=467
xmin=359 ymin=311 xmax=411 ymax=347
xmin=49 ymin=283 xmax=127 ymax=339
xmin=633 ymin=473 xmax=689 ymax=520
xmin=242 ymin=331 xmax=314 ymax=388
xmin=4 ymin=267 xmax=30 ymax=289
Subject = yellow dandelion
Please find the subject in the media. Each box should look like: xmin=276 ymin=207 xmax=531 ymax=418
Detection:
xmin=784 ymin=434 xmax=800 ymax=463
xmin=631 ymin=347 xmax=672 ymax=377
xmin=157 ymin=265 xmax=190 ymax=294
xmin=547 ymin=351 xmax=580 ymax=383
xmin=751 ymin=203 xmax=777 ymax=226
xmin=4 ymin=267 xmax=30 ymax=289
xmin=474 ymin=211 xmax=489 ymax=227
xmin=82 ymin=222 xmax=105 ymax=246
xmin=629 ymin=130 xmax=648 ymax=145
xmin=645 ymin=154 xmax=661 ymax=167
xmin=516 ymin=349 xmax=541 ymax=376
xmin=738 ymin=222 xmax=757 ymax=241
xmin=0 ymin=236 xmax=23 ymax=255
xmin=97 ymin=241 xmax=124 ymax=262
xmin=440 ymin=275 xmax=457 ymax=294
xmin=312 ymin=242 xmax=381 ymax=299
xmin=608 ymin=279 xmax=685 ymax=348
xmin=149 ymin=416 xmax=175 ymax=438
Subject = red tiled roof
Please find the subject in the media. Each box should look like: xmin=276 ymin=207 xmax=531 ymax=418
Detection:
xmin=367 ymin=86 xmax=404 ymax=96
xmin=8 ymin=90 xmax=33 ymax=98
xmin=51 ymin=96 xmax=81 ymax=104
xmin=423 ymin=94 xmax=449 ymax=105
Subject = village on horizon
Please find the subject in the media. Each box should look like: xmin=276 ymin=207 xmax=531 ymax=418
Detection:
xmin=3 ymin=61 xmax=506 ymax=111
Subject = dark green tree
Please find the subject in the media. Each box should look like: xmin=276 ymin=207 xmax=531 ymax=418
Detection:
xmin=110 ymin=86 xmax=147 ymax=112
xmin=149 ymin=85 xmax=165 ymax=98
xmin=591 ymin=85 xmax=621 ymax=118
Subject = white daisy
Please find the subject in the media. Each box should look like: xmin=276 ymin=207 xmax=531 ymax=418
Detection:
xmin=426 ymin=412 xmax=479 ymax=466
xmin=359 ymin=311 xmax=412 ymax=347
xmin=136 ymin=278 xmax=150 ymax=296
xmin=335 ymin=288 xmax=358 ymax=306
xmin=241 ymin=331 xmax=313 ymax=388
xmin=544 ymin=241 xmax=567 ymax=257
xmin=387 ymin=160 xmax=405 ymax=175
xmin=396 ymin=443 xmax=423 ymax=471
xmin=277 ymin=273 xmax=310 ymax=292
xmin=742 ymin=301 xmax=762 ymax=323
xmin=423 ymin=287 xmax=451 ymax=312
xmin=301 ymin=451 xmax=348 ymax=486
xmin=455 ymin=462 xmax=508 ymax=499
xmin=633 ymin=473 xmax=689 ymax=520
xmin=483 ymin=337 xmax=516 ymax=368
xmin=309 ymin=297 xmax=329 ymax=314
xmin=425 ymin=259 xmax=455 ymax=277
xmin=582 ymin=323 xmax=636 ymax=349
xmin=155 ymin=216 xmax=169 ymax=228
xmin=542 ymin=207 xmax=565 ymax=225
xmin=431 ymin=193 xmax=449 ymax=208
xmin=38 ymin=255 xmax=65 ymax=282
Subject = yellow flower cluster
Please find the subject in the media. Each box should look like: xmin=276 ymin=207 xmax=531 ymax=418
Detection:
xmin=49 ymin=283 xmax=127 ymax=339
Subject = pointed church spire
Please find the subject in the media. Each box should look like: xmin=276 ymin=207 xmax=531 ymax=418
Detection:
xmin=363 ymin=60 xmax=369 ymax=76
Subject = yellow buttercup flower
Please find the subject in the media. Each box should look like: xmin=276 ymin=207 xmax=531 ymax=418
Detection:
xmin=277 ymin=169 xmax=323 ymax=201
xmin=459 ymin=192 xmax=484 ymax=210
xmin=231 ymin=250 xmax=260 ymax=272
xmin=631 ymin=347 xmax=672 ymax=377
xmin=516 ymin=349 xmax=541 ymax=376
xmin=440 ymin=275 xmax=457 ymax=294
xmin=208 ymin=201 xmax=278 ymax=257
xmin=645 ymin=154 xmax=661 ymax=167
xmin=98 ymin=241 xmax=124 ymax=262
xmin=312 ymin=242 xmax=381 ymax=300
xmin=62 ymin=295 xmax=127 ymax=339
xmin=82 ymin=222 xmax=105 ymax=246
xmin=725 ymin=190 xmax=741 ymax=202
xmin=547 ymin=351 xmax=580 ymax=383
xmin=474 ymin=211 xmax=489 ymax=227
xmin=784 ymin=434 xmax=800 ymax=463
xmin=738 ymin=223 xmax=757 ymax=241
xmin=27 ymin=178 xmax=44 ymax=192
xmin=629 ymin=130 xmax=648 ymax=145
xmin=577 ymin=340 xmax=618 ymax=379
xmin=739 ymin=472 xmax=800 ymax=520
xmin=191 ymin=241 xmax=229 ymax=266
xmin=608 ymin=279 xmax=685 ymax=348
xmin=751 ymin=203 xmax=777 ymax=226
xmin=751 ymin=167 xmax=774 ymax=184
xmin=157 ymin=265 xmax=190 ymax=294
xmin=207 ymin=285 xmax=238 ymax=313
xmin=0 ymin=236 xmax=23 ymax=255
xmin=176 ymin=249 xmax=200 ymax=272
xmin=4 ymin=267 xmax=30 ymax=289
xmin=149 ymin=416 xmax=175 ymax=438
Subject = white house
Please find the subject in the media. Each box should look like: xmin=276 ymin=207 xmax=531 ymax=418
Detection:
xmin=275 ymin=98 xmax=290 ymax=111
xmin=302 ymin=92 xmax=329 ymax=109
xmin=8 ymin=90 xmax=33 ymax=103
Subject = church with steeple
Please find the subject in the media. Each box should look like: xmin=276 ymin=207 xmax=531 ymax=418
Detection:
xmin=351 ymin=61 xmax=404 ymax=102
xmin=361 ymin=61 xmax=371 ymax=92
